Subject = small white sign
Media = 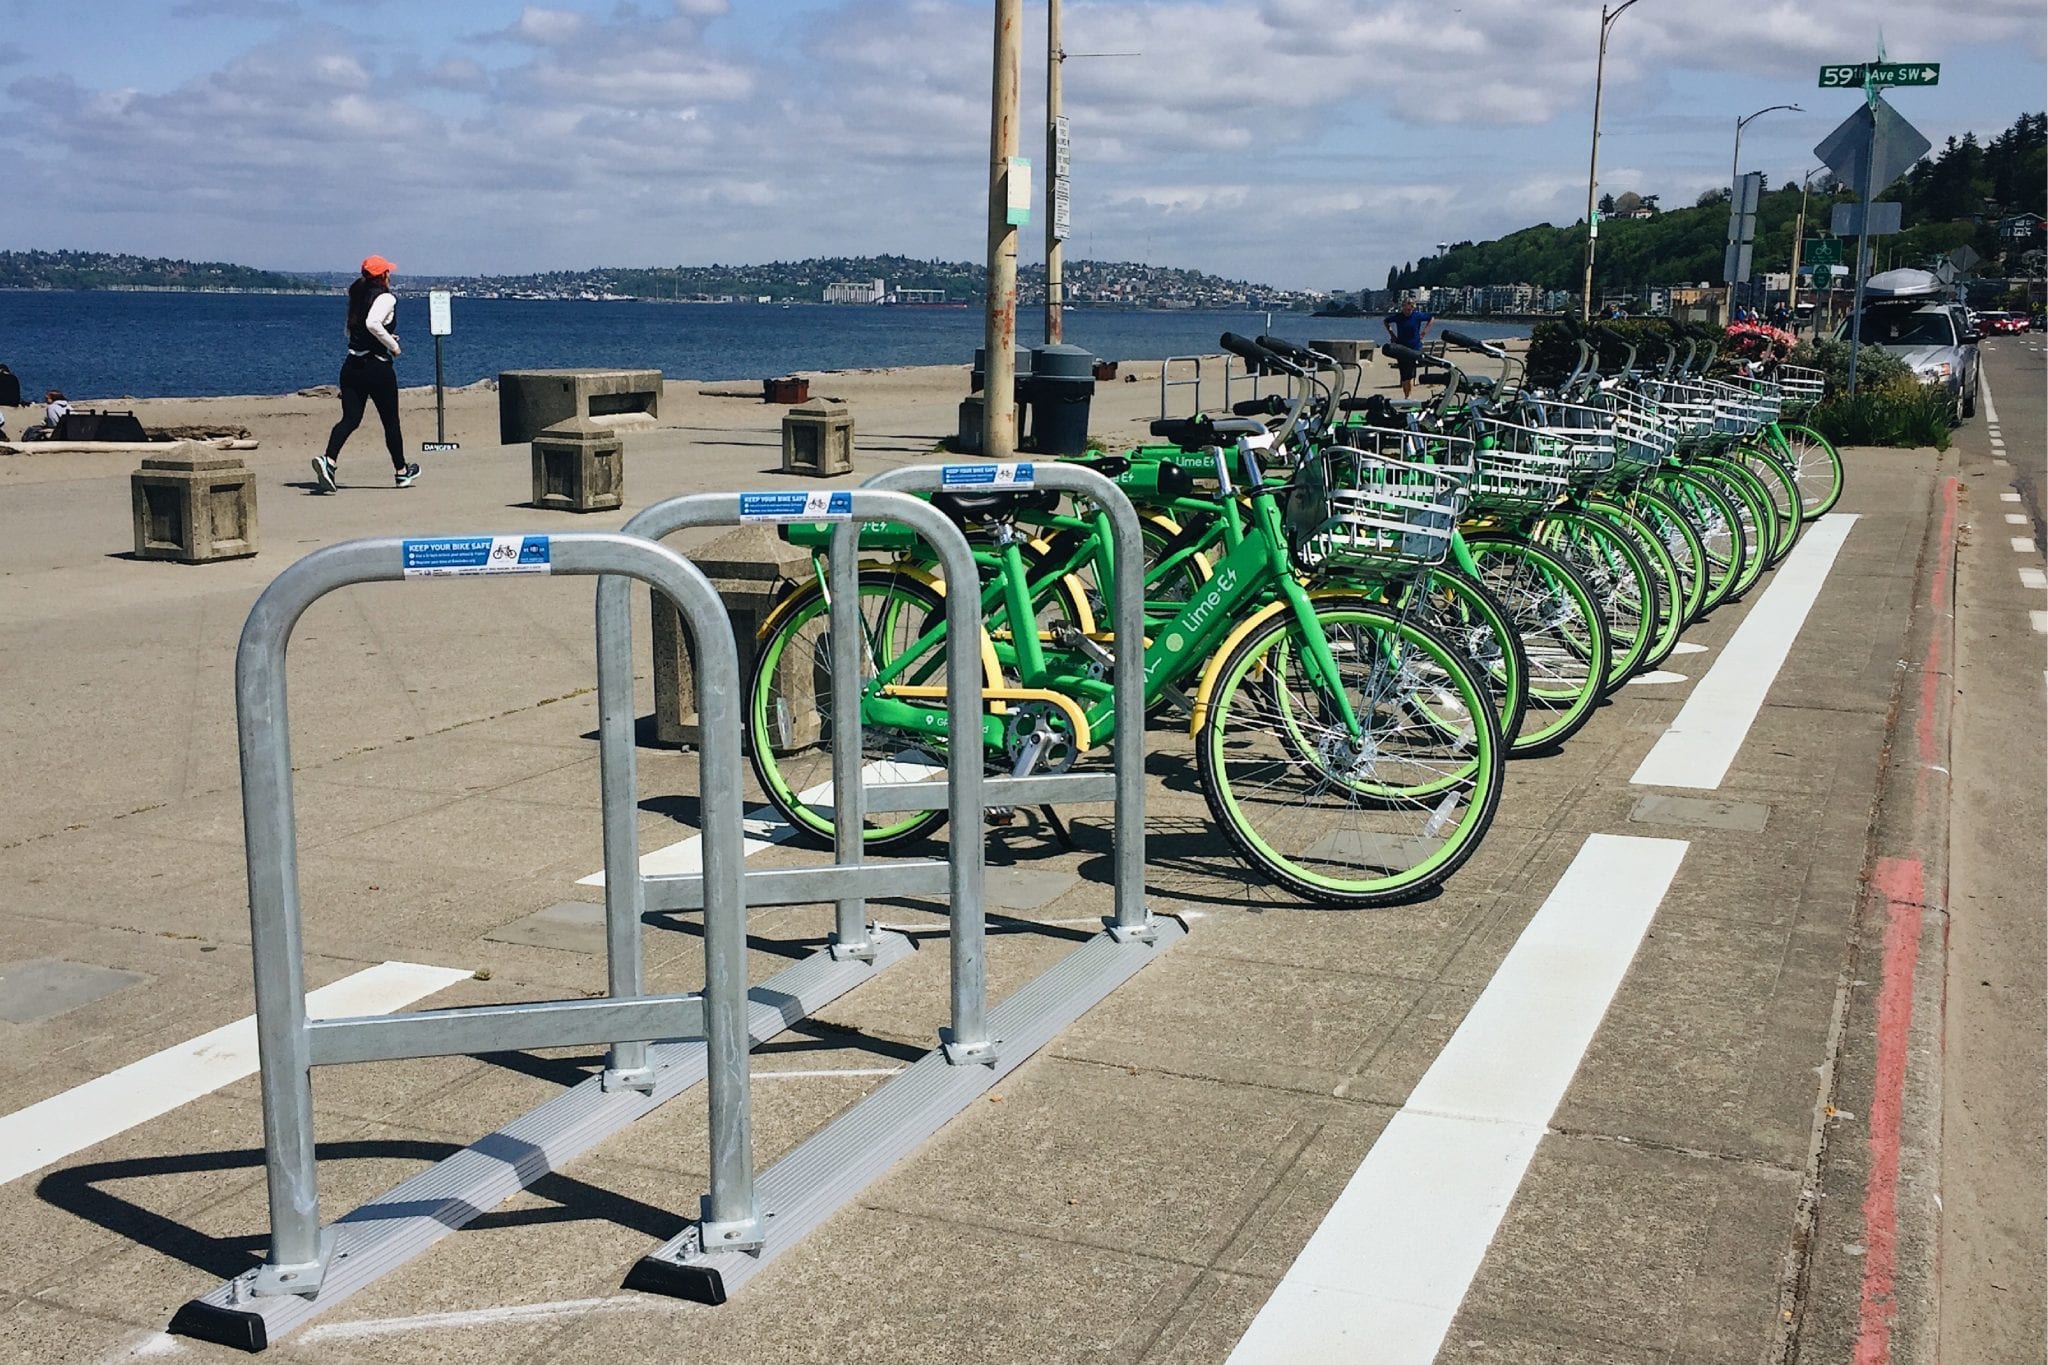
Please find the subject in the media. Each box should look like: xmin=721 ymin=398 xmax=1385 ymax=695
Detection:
xmin=428 ymin=290 xmax=453 ymax=337
xmin=1006 ymin=157 xmax=1032 ymax=227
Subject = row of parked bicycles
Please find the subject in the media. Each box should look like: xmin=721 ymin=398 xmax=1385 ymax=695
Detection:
xmin=742 ymin=326 xmax=1848 ymax=907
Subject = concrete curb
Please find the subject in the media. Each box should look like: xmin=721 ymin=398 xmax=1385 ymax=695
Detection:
xmin=1779 ymin=463 xmax=1956 ymax=1364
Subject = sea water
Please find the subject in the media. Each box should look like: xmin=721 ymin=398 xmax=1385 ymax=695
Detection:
xmin=0 ymin=290 xmax=1529 ymax=401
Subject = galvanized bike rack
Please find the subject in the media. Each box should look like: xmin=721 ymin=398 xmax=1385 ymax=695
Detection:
xmin=622 ymin=462 xmax=1184 ymax=1305
xmin=170 ymin=530 xmax=793 ymax=1352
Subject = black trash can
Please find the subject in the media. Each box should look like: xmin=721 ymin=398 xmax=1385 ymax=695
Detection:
xmin=1023 ymin=344 xmax=1098 ymax=456
xmin=0 ymin=365 xmax=19 ymax=408
xmin=969 ymin=347 xmax=1032 ymax=396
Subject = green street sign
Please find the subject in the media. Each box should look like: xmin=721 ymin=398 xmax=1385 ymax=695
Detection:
xmin=1819 ymin=61 xmax=1938 ymax=89
xmin=1803 ymin=238 xmax=1842 ymax=268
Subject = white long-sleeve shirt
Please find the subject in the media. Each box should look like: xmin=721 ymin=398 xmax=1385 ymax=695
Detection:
xmin=348 ymin=291 xmax=401 ymax=357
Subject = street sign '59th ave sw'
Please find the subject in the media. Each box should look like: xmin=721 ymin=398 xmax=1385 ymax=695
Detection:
xmin=1819 ymin=62 xmax=1940 ymax=88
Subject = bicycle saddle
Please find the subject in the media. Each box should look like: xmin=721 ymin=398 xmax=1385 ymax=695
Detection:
xmin=1146 ymin=416 xmax=1269 ymax=451
xmin=929 ymin=485 xmax=1060 ymax=524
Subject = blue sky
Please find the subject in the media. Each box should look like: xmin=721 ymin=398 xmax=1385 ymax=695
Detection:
xmin=1 ymin=0 xmax=2041 ymax=290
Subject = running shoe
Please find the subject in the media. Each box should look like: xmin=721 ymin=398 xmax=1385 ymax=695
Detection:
xmin=310 ymin=455 xmax=338 ymax=492
xmin=394 ymin=463 xmax=421 ymax=487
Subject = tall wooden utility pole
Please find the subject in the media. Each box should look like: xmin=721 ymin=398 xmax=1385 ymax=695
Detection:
xmin=984 ymin=0 xmax=1023 ymax=458
xmin=1045 ymin=0 xmax=1065 ymax=344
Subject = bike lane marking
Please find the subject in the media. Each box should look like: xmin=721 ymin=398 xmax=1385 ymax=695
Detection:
xmin=0 ymin=961 xmax=471 ymax=1187
xmin=1226 ymin=833 xmax=1689 ymax=1365
xmin=1629 ymin=513 xmax=1860 ymax=789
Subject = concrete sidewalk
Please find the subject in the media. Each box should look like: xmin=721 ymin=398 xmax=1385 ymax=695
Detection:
xmin=0 ymin=378 xmax=1954 ymax=1362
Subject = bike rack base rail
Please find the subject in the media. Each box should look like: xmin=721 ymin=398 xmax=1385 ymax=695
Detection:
xmin=169 ymin=932 xmax=911 ymax=1352
xmin=626 ymin=913 xmax=1185 ymax=1303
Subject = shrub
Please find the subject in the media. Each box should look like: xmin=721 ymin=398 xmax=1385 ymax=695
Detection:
xmin=1806 ymin=375 xmax=1952 ymax=451
xmin=1790 ymin=337 xmax=1910 ymax=397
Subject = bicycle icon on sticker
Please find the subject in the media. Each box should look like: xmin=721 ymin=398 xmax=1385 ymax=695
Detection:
xmin=490 ymin=543 xmax=520 ymax=561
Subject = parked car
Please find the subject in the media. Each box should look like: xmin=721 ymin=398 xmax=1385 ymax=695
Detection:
xmin=1985 ymin=313 xmax=2031 ymax=335
xmin=1839 ymin=270 xmax=1981 ymax=423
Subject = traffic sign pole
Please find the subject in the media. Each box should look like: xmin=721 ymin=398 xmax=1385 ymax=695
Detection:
xmin=1847 ymin=122 xmax=1879 ymax=393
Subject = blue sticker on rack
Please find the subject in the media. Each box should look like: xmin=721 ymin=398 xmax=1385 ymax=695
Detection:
xmin=739 ymin=491 xmax=854 ymax=522
xmin=401 ymin=535 xmax=551 ymax=577
xmin=940 ymin=462 xmax=1035 ymax=488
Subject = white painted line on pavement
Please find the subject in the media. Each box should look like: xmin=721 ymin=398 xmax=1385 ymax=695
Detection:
xmin=1226 ymin=834 xmax=1690 ymax=1365
xmin=1981 ymin=367 xmax=1999 ymax=427
xmin=1995 ymin=458 xmax=2012 ymax=467
xmin=2003 ymin=492 xmax=2023 ymax=502
xmin=1625 ymin=670 xmax=1687 ymax=686
xmin=2015 ymin=538 xmax=2039 ymax=555
xmin=2032 ymin=611 xmax=2047 ymax=635
xmin=300 ymin=1296 xmax=664 ymax=1343
xmin=2021 ymin=567 xmax=2047 ymax=590
xmin=579 ymin=755 xmax=942 ymax=886
xmin=1631 ymin=514 xmax=1859 ymax=790
xmin=2007 ymin=514 xmax=2031 ymax=525
xmin=1670 ymin=642 xmax=1709 ymax=656
xmin=0 ymin=961 xmax=471 ymax=1186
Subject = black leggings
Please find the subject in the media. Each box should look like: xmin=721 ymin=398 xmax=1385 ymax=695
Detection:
xmin=325 ymin=354 xmax=404 ymax=469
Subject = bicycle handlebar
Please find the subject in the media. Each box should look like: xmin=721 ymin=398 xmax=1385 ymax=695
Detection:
xmin=1219 ymin=331 xmax=1298 ymax=376
xmin=1440 ymin=329 xmax=1503 ymax=357
xmin=1255 ymin=335 xmax=1320 ymax=367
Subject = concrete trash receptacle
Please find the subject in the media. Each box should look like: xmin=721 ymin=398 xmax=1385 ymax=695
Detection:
xmin=1023 ymin=343 xmax=1098 ymax=456
xmin=530 ymin=416 xmax=623 ymax=512
xmin=1308 ymin=339 xmax=1376 ymax=367
xmin=498 ymin=369 xmax=661 ymax=445
xmin=781 ymin=399 xmax=854 ymax=476
xmin=651 ymin=524 xmax=812 ymax=746
xmin=130 ymin=445 xmax=258 ymax=563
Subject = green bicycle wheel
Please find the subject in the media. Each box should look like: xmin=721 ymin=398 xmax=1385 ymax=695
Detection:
xmin=1587 ymin=498 xmax=1687 ymax=670
xmin=1695 ymin=459 xmax=1774 ymax=600
xmin=1728 ymin=446 xmax=1804 ymax=565
xmin=1537 ymin=509 xmax=1660 ymax=693
xmin=747 ymin=567 xmax=956 ymax=847
xmin=1776 ymin=424 xmax=1846 ymax=520
xmin=1197 ymin=603 xmax=1504 ymax=907
xmin=1461 ymin=533 xmax=1611 ymax=753
xmin=1648 ymin=469 xmax=1745 ymax=614
xmin=1629 ymin=486 xmax=1710 ymax=628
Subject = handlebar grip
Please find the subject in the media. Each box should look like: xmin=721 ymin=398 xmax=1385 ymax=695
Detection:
xmin=1440 ymin=328 xmax=1503 ymax=357
xmin=1231 ymin=395 xmax=1289 ymax=417
xmin=1255 ymin=335 xmax=1317 ymax=365
xmin=1380 ymin=342 xmax=1426 ymax=364
xmin=1219 ymin=332 xmax=1299 ymax=376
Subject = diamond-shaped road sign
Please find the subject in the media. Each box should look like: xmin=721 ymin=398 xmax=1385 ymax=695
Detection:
xmin=1815 ymin=97 xmax=1932 ymax=202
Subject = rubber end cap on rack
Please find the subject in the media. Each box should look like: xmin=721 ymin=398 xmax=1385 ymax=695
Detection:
xmin=167 ymin=1300 xmax=268 ymax=1353
xmin=623 ymin=1254 xmax=727 ymax=1305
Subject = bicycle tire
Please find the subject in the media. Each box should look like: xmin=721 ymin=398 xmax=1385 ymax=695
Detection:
xmin=1197 ymin=602 xmax=1504 ymax=907
xmin=1460 ymin=532 xmax=1611 ymax=753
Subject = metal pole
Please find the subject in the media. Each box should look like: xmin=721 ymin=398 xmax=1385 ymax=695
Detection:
xmin=827 ymin=524 xmax=872 ymax=959
xmin=595 ymin=565 xmax=651 ymax=1090
xmin=1725 ymin=116 xmax=1743 ymax=321
xmin=1581 ymin=2 xmax=1635 ymax=323
xmin=1846 ymin=106 xmax=1878 ymax=393
xmin=1045 ymin=0 xmax=1063 ymax=345
xmin=433 ymin=335 xmax=446 ymax=445
xmin=984 ymin=0 xmax=1023 ymax=459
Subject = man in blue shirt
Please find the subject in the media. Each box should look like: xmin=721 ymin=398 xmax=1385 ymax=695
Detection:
xmin=1383 ymin=297 xmax=1434 ymax=397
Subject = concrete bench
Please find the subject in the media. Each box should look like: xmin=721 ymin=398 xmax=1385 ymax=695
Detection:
xmin=498 ymin=368 xmax=662 ymax=446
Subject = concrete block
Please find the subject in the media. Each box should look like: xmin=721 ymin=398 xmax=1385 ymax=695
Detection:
xmin=651 ymin=523 xmax=812 ymax=746
xmin=1309 ymin=338 xmax=1376 ymax=366
xmin=529 ymin=417 xmax=624 ymax=513
xmin=780 ymin=398 xmax=854 ymax=476
xmin=129 ymin=445 xmax=257 ymax=563
xmin=497 ymin=368 xmax=661 ymax=445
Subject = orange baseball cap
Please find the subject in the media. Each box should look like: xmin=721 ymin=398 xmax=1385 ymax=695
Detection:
xmin=361 ymin=254 xmax=396 ymax=277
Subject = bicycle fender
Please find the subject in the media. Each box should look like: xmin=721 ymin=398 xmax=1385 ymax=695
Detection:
xmin=1185 ymin=588 xmax=1370 ymax=735
xmin=754 ymin=562 xmax=1009 ymax=713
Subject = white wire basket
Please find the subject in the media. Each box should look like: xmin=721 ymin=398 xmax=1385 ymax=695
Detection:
xmin=1642 ymin=379 xmax=1717 ymax=447
xmin=1777 ymin=364 xmax=1825 ymax=416
xmin=1290 ymin=437 xmax=1473 ymax=572
xmin=1595 ymin=384 xmax=1675 ymax=477
xmin=1465 ymin=415 xmax=1578 ymax=513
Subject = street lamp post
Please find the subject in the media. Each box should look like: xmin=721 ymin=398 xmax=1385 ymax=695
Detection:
xmin=1581 ymin=0 xmax=1648 ymax=323
xmin=1724 ymin=103 xmax=1802 ymax=319
xmin=1787 ymin=165 xmax=1822 ymax=336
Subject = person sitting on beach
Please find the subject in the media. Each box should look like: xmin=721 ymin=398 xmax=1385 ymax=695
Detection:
xmin=21 ymin=389 xmax=69 ymax=441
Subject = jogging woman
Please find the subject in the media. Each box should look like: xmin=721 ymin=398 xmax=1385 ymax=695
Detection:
xmin=313 ymin=255 xmax=419 ymax=491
